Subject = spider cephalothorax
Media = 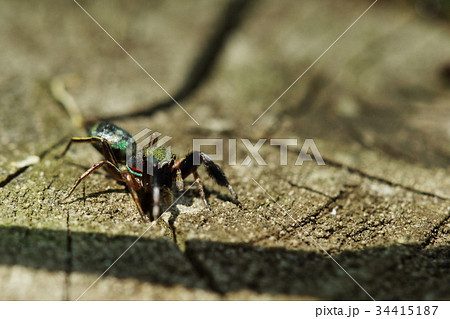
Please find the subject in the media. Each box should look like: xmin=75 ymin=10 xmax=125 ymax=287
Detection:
xmin=60 ymin=121 xmax=238 ymax=220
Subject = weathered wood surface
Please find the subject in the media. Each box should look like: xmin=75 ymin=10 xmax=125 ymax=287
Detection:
xmin=0 ymin=0 xmax=449 ymax=300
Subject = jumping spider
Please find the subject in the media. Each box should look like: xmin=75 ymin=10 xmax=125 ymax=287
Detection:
xmin=60 ymin=121 xmax=238 ymax=220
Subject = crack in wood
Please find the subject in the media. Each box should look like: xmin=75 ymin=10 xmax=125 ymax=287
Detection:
xmin=183 ymin=243 xmax=226 ymax=296
xmin=257 ymin=145 xmax=450 ymax=202
xmin=249 ymin=184 xmax=359 ymax=245
xmin=167 ymin=212 xmax=224 ymax=295
xmin=0 ymin=137 xmax=67 ymax=189
xmin=93 ymin=0 xmax=256 ymax=124
xmin=287 ymin=180 xmax=333 ymax=199
xmin=64 ymin=208 xmax=73 ymax=301
xmin=321 ymin=156 xmax=450 ymax=201
xmin=261 ymin=145 xmax=450 ymax=201
xmin=421 ymin=213 xmax=450 ymax=249
xmin=279 ymin=184 xmax=359 ymax=240
xmin=0 ymin=166 xmax=30 ymax=188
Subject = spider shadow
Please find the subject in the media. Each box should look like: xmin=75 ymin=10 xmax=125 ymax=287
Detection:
xmin=61 ymin=188 xmax=127 ymax=205
xmin=166 ymin=182 xmax=237 ymax=235
xmin=204 ymin=188 xmax=240 ymax=207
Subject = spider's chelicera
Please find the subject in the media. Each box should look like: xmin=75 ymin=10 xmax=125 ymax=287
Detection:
xmin=60 ymin=121 xmax=238 ymax=220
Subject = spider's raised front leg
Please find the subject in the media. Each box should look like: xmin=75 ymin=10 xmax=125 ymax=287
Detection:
xmin=61 ymin=160 xmax=123 ymax=201
xmin=173 ymin=151 xmax=238 ymax=207
xmin=59 ymin=136 xmax=147 ymax=219
xmin=60 ymin=136 xmax=124 ymax=199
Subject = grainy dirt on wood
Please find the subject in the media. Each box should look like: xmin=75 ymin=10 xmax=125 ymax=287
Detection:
xmin=0 ymin=0 xmax=449 ymax=300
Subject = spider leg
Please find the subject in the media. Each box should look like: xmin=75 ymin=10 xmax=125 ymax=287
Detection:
xmin=197 ymin=152 xmax=237 ymax=199
xmin=137 ymin=156 xmax=163 ymax=221
xmin=152 ymin=186 xmax=160 ymax=221
xmin=174 ymin=151 xmax=238 ymax=204
xmin=175 ymin=168 xmax=184 ymax=191
xmin=60 ymin=134 xmax=154 ymax=220
xmin=61 ymin=160 xmax=123 ymax=201
xmin=193 ymin=171 xmax=209 ymax=208
xmin=60 ymin=136 xmax=123 ymax=168
xmin=59 ymin=136 xmax=105 ymax=158
xmin=122 ymin=171 xmax=146 ymax=219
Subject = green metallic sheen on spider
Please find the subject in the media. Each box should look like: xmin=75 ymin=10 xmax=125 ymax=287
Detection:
xmin=89 ymin=121 xmax=134 ymax=162
xmin=60 ymin=121 xmax=238 ymax=220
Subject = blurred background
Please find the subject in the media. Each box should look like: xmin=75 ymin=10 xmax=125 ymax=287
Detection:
xmin=0 ymin=0 xmax=449 ymax=300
